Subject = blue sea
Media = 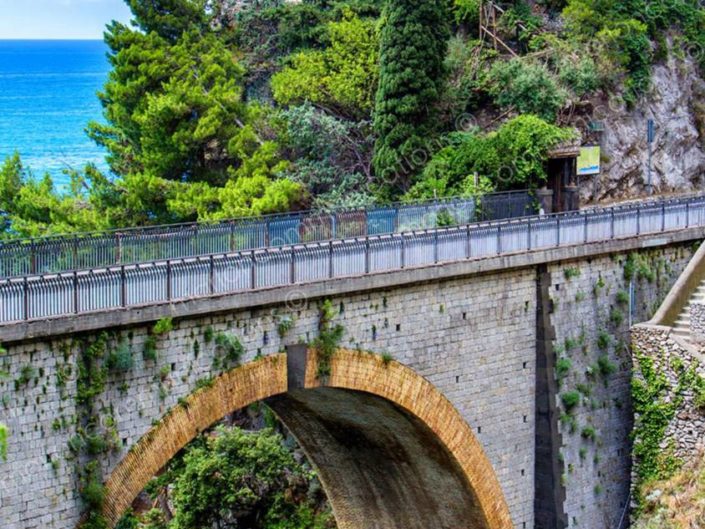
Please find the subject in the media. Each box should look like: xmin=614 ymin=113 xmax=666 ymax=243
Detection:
xmin=0 ymin=40 xmax=110 ymax=188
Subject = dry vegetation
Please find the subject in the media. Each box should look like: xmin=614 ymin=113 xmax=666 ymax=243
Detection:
xmin=634 ymin=453 xmax=705 ymax=529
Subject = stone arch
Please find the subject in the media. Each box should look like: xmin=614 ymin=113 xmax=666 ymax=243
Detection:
xmin=100 ymin=350 xmax=513 ymax=529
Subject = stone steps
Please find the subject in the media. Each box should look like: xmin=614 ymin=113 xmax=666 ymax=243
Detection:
xmin=672 ymin=278 xmax=705 ymax=343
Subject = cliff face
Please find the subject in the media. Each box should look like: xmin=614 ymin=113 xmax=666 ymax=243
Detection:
xmin=580 ymin=50 xmax=705 ymax=202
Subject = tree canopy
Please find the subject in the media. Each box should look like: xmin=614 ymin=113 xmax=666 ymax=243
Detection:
xmin=372 ymin=0 xmax=451 ymax=197
xmin=118 ymin=426 xmax=333 ymax=529
xmin=3 ymin=0 xmax=704 ymax=238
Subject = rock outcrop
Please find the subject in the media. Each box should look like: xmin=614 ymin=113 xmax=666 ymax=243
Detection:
xmin=580 ymin=48 xmax=705 ymax=202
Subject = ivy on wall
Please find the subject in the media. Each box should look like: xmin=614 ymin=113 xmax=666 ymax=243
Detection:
xmin=312 ymin=300 xmax=344 ymax=379
xmin=0 ymin=422 xmax=8 ymax=461
xmin=631 ymin=350 xmax=681 ymax=509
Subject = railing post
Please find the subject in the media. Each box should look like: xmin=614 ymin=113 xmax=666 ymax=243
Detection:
xmin=527 ymin=220 xmax=532 ymax=250
xmin=73 ymin=271 xmax=79 ymax=314
xmin=662 ymin=202 xmax=666 ymax=232
xmin=166 ymin=261 xmax=172 ymax=301
xmin=636 ymin=207 xmax=641 ymax=235
xmin=251 ymin=253 xmax=256 ymax=290
xmin=329 ymin=242 xmax=334 ymax=278
xmin=23 ymin=276 xmax=29 ymax=321
xmin=401 ymin=235 xmax=406 ymax=269
xmin=120 ymin=266 xmax=126 ymax=308
xmin=30 ymin=240 xmax=36 ymax=275
xmin=497 ymin=226 xmax=502 ymax=255
xmin=365 ymin=239 xmax=371 ymax=274
xmin=230 ymin=221 xmax=236 ymax=252
xmin=434 ymin=231 xmax=439 ymax=263
xmin=290 ymin=250 xmax=296 ymax=284
xmin=193 ymin=225 xmax=199 ymax=257
xmin=611 ymin=209 xmax=615 ymax=239
xmin=209 ymin=256 xmax=214 ymax=295
xmin=686 ymin=201 xmax=690 ymax=228
xmin=115 ymin=233 xmax=122 ymax=265
xmin=73 ymin=239 xmax=79 ymax=269
xmin=584 ymin=214 xmax=588 ymax=243
xmin=556 ymin=218 xmax=561 ymax=247
xmin=466 ymin=226 xmax=472 ymax=258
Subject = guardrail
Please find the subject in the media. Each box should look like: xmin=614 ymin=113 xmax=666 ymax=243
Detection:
xmin=0 ymin=191 xmax=533 ymax=278
xmin=1 ymin=193 xmax=705 ymax=325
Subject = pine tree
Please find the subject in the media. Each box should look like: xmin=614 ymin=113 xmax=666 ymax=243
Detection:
xmin=372 ymin=0 xmax=450 ymax=198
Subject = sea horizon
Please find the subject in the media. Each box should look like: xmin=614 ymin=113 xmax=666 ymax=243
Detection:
xmin=0 ymin=39 xmax=110 ymax=188
xmin=0 ymin=38 xmax=105 ymax=41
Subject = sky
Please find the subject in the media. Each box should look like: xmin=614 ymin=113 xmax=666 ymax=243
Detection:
xmin=0 ymin=0 xmax=132 ymax=39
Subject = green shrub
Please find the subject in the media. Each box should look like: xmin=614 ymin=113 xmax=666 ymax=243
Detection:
xmin=560 ymin=413 xmax=578 ymax=433
xmin=143 ymin=336 xmax=158 ymax=362
xmin=625 ymin=253 xmax=655 ymax=282
xmin=107 ymin=341 xmax=133 ymax=373
xmin=486 ymin=58 xmax=567 ymax=121
xmin=115 ymin=509 xmax=140 ymax=529
xmin=313 ymin=300 xmax=345 ymax=378
xmin=203 ymin=326 xmax=214 ymax=343
xmin=16 ymin=364 xmax=36 ymax=386
xmin=556 ymin=358 xmax=572 ymax=380
xmin=593 ymin=276 xmax=606 ymax=296
xmin=581 ymin=425 xmax=597 ymax=441
xmin=616 ymin=290 xmax=630 ymax=306
xmin=692 ymin=376 xmax=705 ymax=413
xmin=381 ymin=353 xmax=394 ymax=366
xmin=153 ymin=317 xmax=173 ymax=336
xmin=557 ymin=55 xmax=599 ymax=97
xmin=453 ymin=0 xmax=481 ymax=23
xmin=277 ymin=316 xmax=295 ymax=338
xmin=85 ymin=434 xmax=109 ymax=456
xmin=561 ymin=391 xmax=581 ymax=412
xmin=610 ymin=307 xmax=624 ymax=327
xmin=576 ymin=383 xmax=592 ymax=397
xmin=564 ymin=267 xmax=581 ymax=279
xmin=0 ymin=422 xmax=7 ymax=461
xmin=80 ymin=461 xmax=106 ymax=509
xmin=597 ymin=330 xmax=611 ymax=351
xmin=215 ymin=333 xmax=245 ymax=364
xmin=195 ymin=377 xmax=214 ymax=390
xmin=597 ymin=355 xmax=618 ymax=377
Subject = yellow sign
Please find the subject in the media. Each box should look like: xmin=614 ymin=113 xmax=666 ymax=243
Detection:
xmin=577 ymin=146 xmax=601 ymax=176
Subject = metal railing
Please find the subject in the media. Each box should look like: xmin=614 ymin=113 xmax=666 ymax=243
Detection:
xmin=1 ymin=193 xmax=705 ymax=325
xmin=617 ymin=492 xmax=632 ymax=529
xmin=0 ymin=191 xmax=533 ymax=279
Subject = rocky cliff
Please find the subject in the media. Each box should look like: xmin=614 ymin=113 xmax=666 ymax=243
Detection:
xmin=580 ymin=48 xmax=705 ymax=203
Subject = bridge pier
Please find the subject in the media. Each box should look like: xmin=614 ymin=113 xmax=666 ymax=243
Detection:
xmin=534 ymin=264 xmax=568 ymax=529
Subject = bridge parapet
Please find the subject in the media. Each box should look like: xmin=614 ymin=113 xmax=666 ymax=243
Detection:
xmin=0 ymin=214 xmax=701 ymax=529
xmin=0 ymin=191 xmax=532 ymax=278
xmin=2 ymin=193 xmax=705 ymax=331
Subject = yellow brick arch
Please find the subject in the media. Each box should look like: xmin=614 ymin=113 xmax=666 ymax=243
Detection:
xmin=100 ymin=350 xmax=513 ymax=529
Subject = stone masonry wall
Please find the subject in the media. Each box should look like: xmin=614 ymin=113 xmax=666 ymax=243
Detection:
xmin=631 ymin=325 xmax=705 ymax=465
xmin=0 ymin=241 xmax=697 ymax=529
xmin=690 ymin=302 xmax=705 ymax=344
xmin=0 ymin=269 xmax=538 ymax=529
xmin=547 ymin=244 xmax=695 ymax=529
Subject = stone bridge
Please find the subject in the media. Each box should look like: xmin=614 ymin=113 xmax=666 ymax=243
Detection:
xmin=1 ymin=195 xmax=705 ymax=529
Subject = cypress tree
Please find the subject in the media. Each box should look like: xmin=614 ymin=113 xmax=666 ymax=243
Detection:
xmin=372 ymin=0 xmax=450 ymax=198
